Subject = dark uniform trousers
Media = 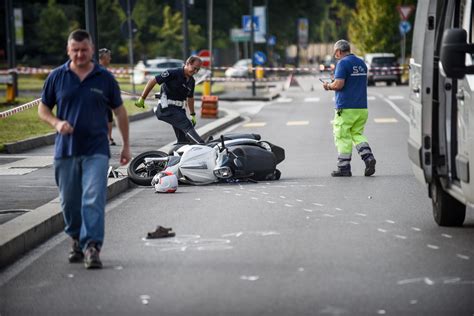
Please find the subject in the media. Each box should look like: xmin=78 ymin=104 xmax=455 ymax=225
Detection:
xmin=154 ymin=104 xmax=204 ymax=144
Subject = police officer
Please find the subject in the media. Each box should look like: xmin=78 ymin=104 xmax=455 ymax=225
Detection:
xmin=322 ymin=39 xmax=376 ymax=177
xmin=135 ymin=56 xmax=204 ymax=144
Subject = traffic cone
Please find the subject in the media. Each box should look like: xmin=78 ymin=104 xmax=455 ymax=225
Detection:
xmin=201 ymin=95 xmax=218 ymax=118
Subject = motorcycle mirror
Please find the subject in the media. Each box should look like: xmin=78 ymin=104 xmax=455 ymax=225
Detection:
xmin=234 ymin=157 xmax=243 ymax=168
xmin=220 ymin=135 xmax=226 ymax=152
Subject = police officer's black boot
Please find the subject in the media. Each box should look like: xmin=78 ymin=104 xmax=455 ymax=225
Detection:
xmin=185 ymin=128 xmax=205 ymax=144
xmin=331 ymin=154 xmax=352 ymax=177
xmin=356 ymin=142 xmax=376 ymax=176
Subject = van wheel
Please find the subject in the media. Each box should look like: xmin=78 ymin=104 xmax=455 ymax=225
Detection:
xmin=430 ymin=181 xmax=466 ymax=226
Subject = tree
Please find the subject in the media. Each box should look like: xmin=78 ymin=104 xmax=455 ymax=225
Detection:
xmin=348 ymin=0 xmax=416 ymax=56
xmin=36 ymin=0 xmax=70 ymax=64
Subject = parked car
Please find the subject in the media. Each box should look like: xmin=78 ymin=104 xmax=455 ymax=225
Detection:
xmin=319 ymin=55 xmax=337 ymax=73
xmin=132 ymin=58 xmax=184 ymax=84
xmin=364 ymin=53 xmax=402 ymax=86
xmin=225 ymin=59 xmax=252 ymax=78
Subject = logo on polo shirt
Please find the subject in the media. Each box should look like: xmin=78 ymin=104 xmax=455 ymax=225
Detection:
xmin=90 ymin=88 xmax=104 ymax=95
xmin=161 ymin=70 xmax=169 ymax=77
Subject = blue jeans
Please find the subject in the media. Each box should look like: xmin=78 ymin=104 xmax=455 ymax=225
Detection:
xmin=54 ymin=154 xmax=109 ymax=251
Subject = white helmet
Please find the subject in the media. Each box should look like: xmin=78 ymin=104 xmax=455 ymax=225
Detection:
xmin=152 ymin=171 xmax=178 ymax=193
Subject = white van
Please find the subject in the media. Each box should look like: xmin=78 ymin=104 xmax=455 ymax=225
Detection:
xmin=409 ymin=0 xmax=474 ymax=226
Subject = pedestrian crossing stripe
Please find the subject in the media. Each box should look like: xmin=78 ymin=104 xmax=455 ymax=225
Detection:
xmin=304 ymin=97 xmax=320 ymax=102
xmin=388 ymin=95 xmax=404 ymax=100
xmin=368 ymin=96 xmax=376 ymax=100
xmin=286 ymin=121 xmax=309 ymax=126
xmin=374 ymin=118 xmax=398 ymax=123
xmin=243 ymin=122 xmax=267 ymax=127
xmin=276 ymin=98 xmax=292 ymax=103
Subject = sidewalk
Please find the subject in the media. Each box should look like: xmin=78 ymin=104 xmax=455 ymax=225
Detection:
xmin=0 ymin=106 xmax=243 ymax=269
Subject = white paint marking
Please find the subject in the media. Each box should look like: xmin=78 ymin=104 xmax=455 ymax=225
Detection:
xmin=303 ymin=209 xmax=313 ymax=213
xmin=304 ymin=97 xmax=320 ymax=102
xmin=251 ymin=197 xmax=259 ymax=200
xmin=67 ymin=274 xmax=74 ymax=278
xmin=427 ymin=244 xmax=439 ymax=250
xmin=411 ymin=227 xmax=421 ymax=232
xmin=374 ymin=118 xmax=398 ymax=123
xmin=397 ymin=278 xmax=424 ymax=285
xmin=377 ymin=228 xmax=387 ymax=233
xmin=240 ymin=275 xmax=260 ymax=281
xmin=195 ymin=198 xmax=201 ymax=201
xmin=235 ymin=193 xmax=242 ymax=196
xmin=443 ymin=278 xmax=461 ymax=284
xmin=276 ymin=97 xmax=292 ymax=103
xmin=456 ymin=254 xmax=470 ymax=260
xmin=355 ymin=213 xmax=367 ymax=217
xmin=395 ymin=235 xmax=407 ymax=240
xmin=267 ymin=200 xmax=276 ymax=204
xmin=409 ymin=300 xmax=418 ymax=305
xmin=323 ymin=214 xmax=335 ymax=217
xmin=372 ymin=91 xmax=410 ymax=122
xmin=262 ymin=192 xmax=269 ymax=195
xmin=224 ymin=190 xmax=231 ymax=194
xmin=335 ymin=207 xmax=343 ymax=211
xmin=312 ymin=203 xmax=324 ymax=207
xmin=296 ymin=199 xmax=303 ymax=202
xmin=349 ymin=221 xmax=359 ymax=225
xmin=367 ymin=96 xmax=376 ymax=100
xmin=0 ymin=168 xmax=37 ymax=175
xmin=243 ymin=122 xmax=267 ymax=128
xmin=388 ymin=95 xmax=404 ymax=100
xmin=298 ymin=267 xmax=305 ymax=272
xmin=285 ymin=204 xmax=293 ymax=208
xmin=279 ymin=195 xmax=286 ymax=199
xmin=114 ymin=266 xmax=123 ymax=270
xmin=140 ymin=295 xmax=150 ymax=305
xmin=222 ymin=232 xmax=243 ymax=238
xmin=424 ymin=278 xmax=434 ymax=285
xmin=385 ymin=220 xmax=396 ymax=224
xmin=377 ymin=310 xmax=386 ymax=315
xmin=286 ymin=120 xmax=309 ymax=126
xmin=441 ymin=234 xmax=452 ymax=239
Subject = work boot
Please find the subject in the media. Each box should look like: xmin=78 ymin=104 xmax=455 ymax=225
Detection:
xmin=331 ymin=168 xmax=352 ymax=177
xmin=68 ymin=239 xmax=84 ymax=263
xmin=364 ymin=157 xmax=376 ymax=177
xmin=84 ymin=243 xmax=102 ymax=269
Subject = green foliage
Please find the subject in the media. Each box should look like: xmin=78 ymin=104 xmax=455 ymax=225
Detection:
xmin=36 ymin=0 xmax=70 ymax=63
xmin=348 ymin=0 xmax=416 ymax=56
xmin=97 ymin=0 xmax=126 ymax=59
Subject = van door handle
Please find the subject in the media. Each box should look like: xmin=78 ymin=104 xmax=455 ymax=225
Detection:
xmin=456 ymin=92 xmax=465 ymax=101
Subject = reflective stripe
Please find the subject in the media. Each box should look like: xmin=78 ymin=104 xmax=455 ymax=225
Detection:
xmin=168 ymin=100 xmax=187 ymax=107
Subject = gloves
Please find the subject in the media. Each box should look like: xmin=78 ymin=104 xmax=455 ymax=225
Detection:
xmin=190 ymin=113 xmax=197 ymax=126
xmin=135 ymin=97 xmax=145 ymax=108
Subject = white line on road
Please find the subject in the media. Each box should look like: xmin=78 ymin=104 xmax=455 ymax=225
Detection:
xmin=441 ymin=233 xmax=453 ymax=239
xmin=374 ymin=118 xmax=398 ymax=123
xmin=276 ymin=98 xmax=292 ymax=103
xmin=456 ymin=254 xmax=470 ymax=260
xmin=371 ymin=92 xmax=410 ymax=122
xmin=304 ymin=97 xmax=320 ymax=102
xmin=388 ymin=95 xmax=404 ymax=100
xmin=377 ymin=228 xmax=388 ymax=233
xmin=427 ymin=244 xmax=440 ymax=250
xmin=243 ymin=122 xmax=266 ymax=128
xmin=411 ymin=227 xmax=421 ymax=232
xmin=286 ymin=120 xmax=309 ymax=126
xmin=395 ymin=235 xmax=407 ymax=240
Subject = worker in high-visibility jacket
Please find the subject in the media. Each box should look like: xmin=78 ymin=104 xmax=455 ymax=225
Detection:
xmin=322 ymin=39 xmax=376 ymax=177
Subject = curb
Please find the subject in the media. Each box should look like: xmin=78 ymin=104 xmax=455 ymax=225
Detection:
xmin=2 ymin=110 xmax=155 ymax=154
xmin=0 ymin=108 xmax=242 ymax=269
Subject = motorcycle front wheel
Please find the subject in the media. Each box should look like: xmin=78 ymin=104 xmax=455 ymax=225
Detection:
xmin=127 ymin=151 xmax=168 ymax=186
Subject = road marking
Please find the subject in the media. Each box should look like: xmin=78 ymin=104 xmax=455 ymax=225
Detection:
xmin=427 ymin=244 xmax=439 ymax=250
xmin=388 ymin=95 xmax=404 ymax=100
xmin=385 ymin=220 xmax=396 ymax=224
xmin=312 ymin=203 xmax=324 ymax=207
xmin=368 ymin=96 xmax=376 ymax=101
xmin=0 ymin=168 xmax=37 ymax=175
xmin=377 ymin=228 xmax=388 ymax=233
xmin=335 ymin=207 xmax=343 ymax=211
xmin=303 ymin=209 xmax=313 ymax=212
xmin=395 ymin=235 xmax=407 ymax=240
xmin=296 ymin=199 xmax=303 ymax=202
xmin=279 ymin=195 xmax=286 ymax=199
xmin=456 ymin=254 xmax=470 ymax=260
xmin=243 ymin=122 xmax=266 ymax=128
xmin=411 ymin=227 xmax=421 ymax=232
xmin=240 ymin=275 xmax=260 ymax=281
xmin=285 ymin=204 xmax=294 ymax=208
xmin=276 ymin=97 xmax=292 ymax=103
xmin=374 ymin=118 xmax=398 ymax=123
xmin=286 ymin=120 xmax=309 ymax=126
xmin=372 ymin=92 xmax=410 ymax=122
xmin=424 ymin=278 xmax=434 ymax=285
xmin=441 ymin=233 xmax=452 ymax=239
xmin=267 ymin=200 xmax=276 ymax=204
xmin=355 ymin=213 xmax=367 ymax=217
xmin=304 ymin=97 xmax=320 ymax=102
xmin=349 ymin=221 xmax=359 ymax=225
xmin=323 ymin=214 xmax=335 ymax=217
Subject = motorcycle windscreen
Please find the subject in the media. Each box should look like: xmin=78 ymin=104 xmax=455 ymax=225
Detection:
xmin=230 ymin=145 xmax=277 ymax=180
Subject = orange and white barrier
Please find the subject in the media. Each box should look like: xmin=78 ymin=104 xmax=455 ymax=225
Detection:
xmin=0 ymin=98 xmax=41 ymax=119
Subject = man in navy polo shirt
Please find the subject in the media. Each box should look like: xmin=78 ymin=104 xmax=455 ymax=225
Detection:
xmin=135 ymin=56 xmax=204 ymax=144
xmin=38 ymin=29 xmax=131 ymax=269
xmin=322 ymin=39 xmax=376 ymax=177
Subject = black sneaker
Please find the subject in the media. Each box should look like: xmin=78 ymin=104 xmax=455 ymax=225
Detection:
xmin=331 ymin=169 xmax=352 ymax=177
xmin=68 ymin=239 xmax=84 ymax=263
xmin=84 ymin=244 xmax=102 ymax=269
xmin=364 ymin=158 xmax=376 ymax=177
xmin=109 ymin=138 xmax=116 ymax=146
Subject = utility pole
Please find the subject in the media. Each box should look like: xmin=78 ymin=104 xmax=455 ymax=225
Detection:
xmin=5 ymin=0 xmax=17 ymax=99
xmin=249 ymin=0 xmax=256 ymax=96
xmin=84 ymin=0 xmax=99 ymax=60
xmin=207 ymin=0 xmax=213 ymax=92
xmin=182 ymin=0 xmax=189 ymax=60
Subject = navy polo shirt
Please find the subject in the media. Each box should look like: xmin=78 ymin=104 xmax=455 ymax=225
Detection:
xmin=41 ymin=61 xmax=122 ymax=159
xmin=155 ymin=67 xmax=195 ymax=101
xmin=334 ymin=54 xmax=368 ymax=109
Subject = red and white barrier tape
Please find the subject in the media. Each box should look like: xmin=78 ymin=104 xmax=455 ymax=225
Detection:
xmin=0 ymin=98 xmax=41 ymax=119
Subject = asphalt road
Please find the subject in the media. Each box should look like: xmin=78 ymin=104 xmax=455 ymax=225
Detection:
xmin=1 ymin=80 xmax=473 ymax=315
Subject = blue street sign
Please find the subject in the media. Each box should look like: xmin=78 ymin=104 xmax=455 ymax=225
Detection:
xmin=267 ymin=35 xmax=276 ymax=46
xmin=253 ymin=51 xmax=267 ymax=65
xmin=242 ymin=15 xmax=260 ymax=32
xmin=399 ymin=20 xmax=412 ymax=35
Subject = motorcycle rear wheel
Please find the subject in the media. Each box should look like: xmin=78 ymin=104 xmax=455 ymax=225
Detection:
xmin=127 ymin=151 xmax=168 ymax=186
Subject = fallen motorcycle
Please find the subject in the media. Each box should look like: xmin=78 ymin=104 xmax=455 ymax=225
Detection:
xmin=127 ymin=133 xmax=285 ymax=186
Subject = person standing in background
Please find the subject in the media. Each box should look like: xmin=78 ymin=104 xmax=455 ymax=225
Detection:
xmin=98 ymin=48 xmax=116 ymax=146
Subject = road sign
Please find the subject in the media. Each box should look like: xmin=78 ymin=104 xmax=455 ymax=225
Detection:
xmin=267 ymin=35 xmax=276 ymax=46
xmin=198 ymin=49 xmax=211 ymax=67
xmin=230 ymin=28 xmax=250 ymax=42
xmin=253 ymin=51 xmax=267 ymax=65
xmin=298 ymin=18 xmax=309 ymax=48
xmin=242 ymin=15 xmax=259 ymax=32
xmin=399 ymin=20 xmax=412 ymax=35
xmin=397 ymin=5 xmax=414 ymax=20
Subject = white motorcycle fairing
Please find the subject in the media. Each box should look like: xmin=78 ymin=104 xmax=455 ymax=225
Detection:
xmin=165 ymin=145 xmax=218 ymax=184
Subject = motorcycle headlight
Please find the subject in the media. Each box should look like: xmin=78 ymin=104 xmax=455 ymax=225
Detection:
xmin=214 ymin=166 xmax=233 ymax=179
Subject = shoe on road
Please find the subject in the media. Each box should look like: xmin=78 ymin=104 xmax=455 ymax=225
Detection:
xmin=68 ymin=239 xmax=84 ymax=263
xmin=364 ymin=158 xmax=376 ymax=177
xmin=331 ymin=169 xmax=352 ymax=177
xmin=84 ymin=244 xmax=102 ymax=269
